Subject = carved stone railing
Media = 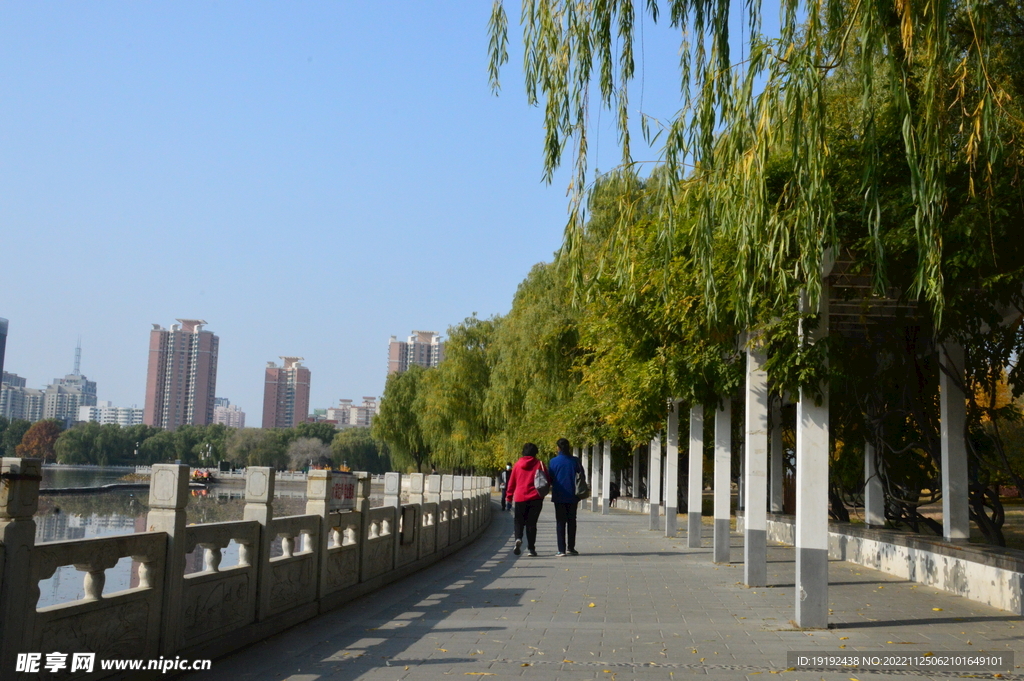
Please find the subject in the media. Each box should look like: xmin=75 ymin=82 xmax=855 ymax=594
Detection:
xmin=0 ymin=458 xmax=494 ymax=678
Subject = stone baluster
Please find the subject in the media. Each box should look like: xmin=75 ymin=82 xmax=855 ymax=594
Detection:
xmin=146 ymin=463 xmax=190 ymax=654
xmin=354 ymin=473 xmax=374 ymax=582
xmin=242 ymin=467 xmax=275 ymax=621
xmin=0 ymin=457 xmax=41 ymax=673
xmin=384 ymin=472 xmax=401 ymax=509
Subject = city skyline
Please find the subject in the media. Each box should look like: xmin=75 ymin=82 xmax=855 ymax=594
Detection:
xmin=0 ymin=3 xmax=684 ymax=421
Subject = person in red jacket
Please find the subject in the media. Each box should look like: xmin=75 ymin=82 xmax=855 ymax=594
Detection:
xmin=505 ymin=442 xmax=547 ymax=557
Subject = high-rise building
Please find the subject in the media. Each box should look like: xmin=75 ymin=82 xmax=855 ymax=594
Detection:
xmin=43 ymin=374 xmax=97 ymax=424
xmin=213 ymin=398 xmax=246 ymax=428
xmin=0 ymin=318 xmax=8 ymax=378
xmin=262 ymin=357 xmax=311 ymax=429
xmin=387 ymin=330 xmax=445 ymax=375
xmin=78 ymin=401 xmax=144 ymax=427
xmin=0 ymin=371 xmax=44 ymax=422
xmin=324 ymin=396 xmax=379 ymax=428
xmin=143 ymin=319 xmax=219 ymax=430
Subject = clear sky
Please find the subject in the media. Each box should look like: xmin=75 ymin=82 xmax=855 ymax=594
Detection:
xmin=0 ymin=2 xmax=729 ymax=419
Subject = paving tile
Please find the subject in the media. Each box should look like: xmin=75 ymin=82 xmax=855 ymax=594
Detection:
xmin=181 ymin=502 xmax=1024 ymax=681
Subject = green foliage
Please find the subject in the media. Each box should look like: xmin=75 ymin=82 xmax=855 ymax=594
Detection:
xmin=287 ymin=437 xmax=332 ymax=471
xmin=225 ymin=428 xmax=289 ymax=469
xmin=292 ymin=421 xmax=338 ymax=446
xmin=331 ymin=427 xmax=391 ymax=474
xmin=373 ymin=365 xmax=431 ymax=472
xmin=2 ymin=419 xmax=31 ymax=457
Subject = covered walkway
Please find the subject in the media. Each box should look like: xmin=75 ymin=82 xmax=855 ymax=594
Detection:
xmin=184 ymin=503 xmax=1023 ymax=680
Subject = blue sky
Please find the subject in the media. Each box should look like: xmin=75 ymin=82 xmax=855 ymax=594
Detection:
xmin=1 ymin=2 xmax=743 ymax=419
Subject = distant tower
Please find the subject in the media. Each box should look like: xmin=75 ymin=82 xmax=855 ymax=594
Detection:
xmin=262 ymin=357 xmax=311 ymax=429
xmin=73 ymin=336 xmax=82 ymax=375
xmin=0 ymin=318 xmax=7 ymax=378
xmin=143 ymin=320 xmax=220 ymax=430
xmin=387 ymin=330 xmax=445 ymax=375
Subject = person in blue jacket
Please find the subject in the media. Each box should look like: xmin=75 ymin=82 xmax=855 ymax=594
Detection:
xmin=547 ymin=437 xmax=583 ymax=556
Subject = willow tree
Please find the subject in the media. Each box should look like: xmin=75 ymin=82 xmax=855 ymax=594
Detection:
xmin=489 ymin=0 xmax=1022 ymax=324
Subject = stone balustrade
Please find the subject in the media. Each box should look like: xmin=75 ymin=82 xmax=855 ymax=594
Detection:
xmin=0 ymin=458 xmax=494 ymax=678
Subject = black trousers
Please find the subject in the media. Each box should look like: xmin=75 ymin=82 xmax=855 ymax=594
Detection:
xmin=500 ymin=488 xmax=508 ymax=511
xmin=554 ymin=501 xmax=579 ymax=553
xmin=513 ymin=498 xmax=544 ymax=550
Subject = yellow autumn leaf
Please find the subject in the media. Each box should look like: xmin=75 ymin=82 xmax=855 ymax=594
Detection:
xmin=588 ymin=602 xmax=596 ymax=607
xmin=932 ymin=608 xmax=943 ymax=611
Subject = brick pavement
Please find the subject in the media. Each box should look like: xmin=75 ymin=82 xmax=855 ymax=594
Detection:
xmin=182 ymin=500 xmax=1024 ymax=681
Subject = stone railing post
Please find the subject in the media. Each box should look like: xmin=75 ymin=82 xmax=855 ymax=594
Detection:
xmin=354 ymin=473 xmax=372 ymax=582
xmin=243 ymin=467 xmax=275 ymax=621
xmin=0 ymin=457 xmax=41 ymax=673
xmin=383 ymin=472 xmax=401 ymax=509
xmin=427 ymin=474 xmax=442 ymax=504
xmin=408 ymin=473 xmax=425 ymax=505
xmin=145 ymin=463 xmax=190 ymax=655
xmin=441 ymin=475 xmax=453 ymax=503
xmin=305 ymin=469 xmax=333 ymax=599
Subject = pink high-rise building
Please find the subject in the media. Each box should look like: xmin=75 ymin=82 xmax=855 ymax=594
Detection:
xmin=387 ymin=330 xmax=444 ymax=375
xmin=143 ymin=320 xmax=219 ymax=430
xmin=262 ymin=357 xmax=311 ymax=429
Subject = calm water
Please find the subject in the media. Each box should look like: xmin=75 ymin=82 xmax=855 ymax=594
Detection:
xmin=34 ymin=466 xmax=309 ymax=609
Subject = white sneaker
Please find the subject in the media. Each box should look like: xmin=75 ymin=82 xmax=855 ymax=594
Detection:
xmin=513 ymin=539 xmax=522 ymax=555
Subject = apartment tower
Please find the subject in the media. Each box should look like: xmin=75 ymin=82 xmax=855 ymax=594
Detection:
xmin=143 ymin=319 xmax=219 ymax=429
xmin=262 ymin=357 xmax=310 ymax=428
xmin=387 ymin=330 xmax=445 ymax=375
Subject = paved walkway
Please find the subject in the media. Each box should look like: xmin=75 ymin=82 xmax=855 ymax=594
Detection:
xmin=184 ymin=501 xmax=1024 ymax=680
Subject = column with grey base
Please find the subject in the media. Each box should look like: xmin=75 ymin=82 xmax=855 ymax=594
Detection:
xmin=744 ymin=346 xmax=769 ymax=586
xmin=713 ymin=402 xmax=732 ymax=563
xmin=601 ymin=440 xmax=613 ymax=514
xmin=795 ymin=283 xmax=830 ymax=628
xmin=687 ymin=406 xmax=704 ymax=548
xmin=591 ymin=445 xmax=602 ymax=513
xmin=665 ymin=402 xmax=680 ymax=536
xmin=770 ymin=398 xmax=784 ymax=513
xmin=940 ymin=342 xmax=969 ymax=540
xmin=648 ymin=435 xmax=662 ymax=530
xmin=864 ymin=441 xmax=884 ymax=527
xmin=631 ymin=448 xmax=640 ymax=498
xmin=580 ymin=447 xmax=590 ymax=510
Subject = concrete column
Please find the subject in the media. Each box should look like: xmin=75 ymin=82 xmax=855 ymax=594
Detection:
xmin=146 ymin=463 xmax=191 ymax=652
xmin=770 ymin=398 xmax=784 ymax=513
xmin=863 ymin=441 xmax=884 ymax=527
xmin=744 ymin=346 xmax=769 ymax=586
xmin=580 ymin=447 xmax=590 ymax=510
xmin=687 ymin=406 xmax=704 ymax=548
xmin=714 ymin=402 xmax=732 ymax=564
xmin=631 ymin=448 xmax=640 ymax=498
xmin=0 ymin=457 xmax=41 ymax=672
xmin=242 ymin=467 xmax=276 ymax=621
xmin=940 ymin=342 xmax=970 ymax=540
xmin=591 ymin=445 xmax=602 ymax=513
xmin=648 ymin=435 xmax=662 ymax=530
xmin=795 ymin=284 xmax=830 ymax=628
xmin=601 ymin=440 xmax=613 ymax=514
xmin=665 ymin=403 xmax=680 ymax=536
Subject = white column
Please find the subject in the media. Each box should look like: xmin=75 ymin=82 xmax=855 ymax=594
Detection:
xmin=713 ymin=401 xmax=732 ymax=563
xmin=580 ymin=446 xmax=590 ymax=510
xmin=687 ymin=406 xmax=704 ymax=548
xmin=744 ymin=346 xmax=769 ymax=586
xmin=864 ymin=441 xmax=884 ymax=527
xmin=770 ymin=398 xmax=784 ymax=513
xmin=648 ymin=435 xmax=662 ymax=530
xmin=940 ymin=342 xmax=969 ymax=540
xmin=632 ymin=448 xmax=641 ymax=497
xmin=591 ymin=444 xmax=602 ymax=513
xmin=665 ymin=402 xmax=680 ymax=536
xmin=796 ymin=284 xmax=830 ymax=628
xmin=601 ymin=440 xmax=613 ymax=514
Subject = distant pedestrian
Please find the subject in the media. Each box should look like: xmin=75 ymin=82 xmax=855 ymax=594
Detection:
xmin=609 ymin=481 xmax=620 ymax=507
xmin=548 ymin=438 xmax=583 ymax=556
xmin=498 ymin=464 xmax=512 ymax=512
xmin=506 ymin=443 xmax=547 ymax=557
